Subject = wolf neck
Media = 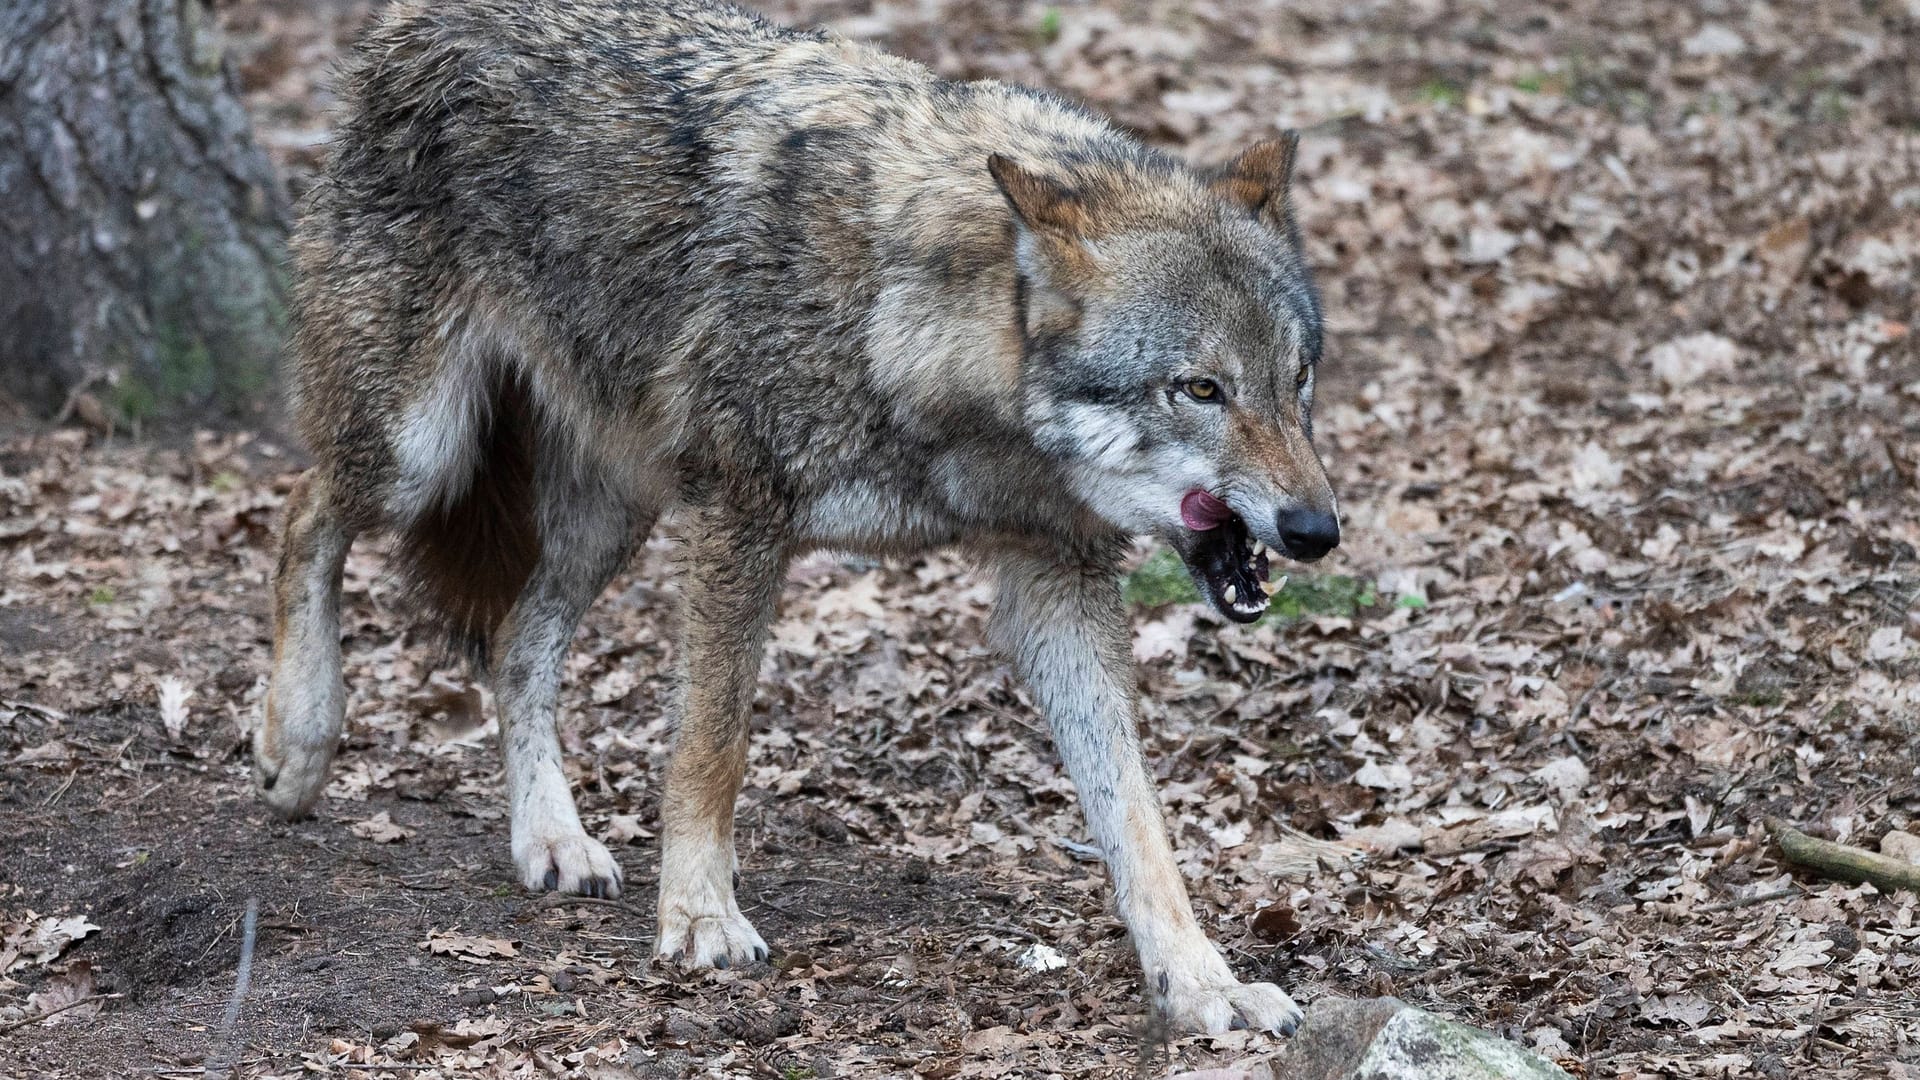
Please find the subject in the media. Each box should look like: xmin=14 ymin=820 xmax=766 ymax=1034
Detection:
xmin=738 ymin=39 xmax=1124 ymax=429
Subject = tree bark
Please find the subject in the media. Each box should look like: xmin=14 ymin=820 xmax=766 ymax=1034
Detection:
xmin=0 ymin=0 xmax=288 ymax=426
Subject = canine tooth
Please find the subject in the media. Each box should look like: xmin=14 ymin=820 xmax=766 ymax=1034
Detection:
xmin=1252 ymin=540 xmax=1267 ymax=557
xmin=1260 ymin=574 xmax=1289 ymax=597
xmin=1222 ymin=584 xmax=1237 ymax=603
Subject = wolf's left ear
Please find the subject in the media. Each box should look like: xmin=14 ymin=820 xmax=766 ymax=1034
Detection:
xmin=987 ymin=154 xmax=1090 ymax=237
xmin=987 ymin=154 xmax=1091 ymax=332
xmin=1208 ymin=133 xmax=1299 ymax=225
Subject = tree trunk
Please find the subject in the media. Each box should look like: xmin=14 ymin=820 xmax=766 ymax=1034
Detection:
xmin=0 ymin=0 xmax=288 ymax=427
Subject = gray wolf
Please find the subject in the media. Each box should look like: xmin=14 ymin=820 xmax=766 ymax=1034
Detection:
xmin=253 ymin=0 xmax=1339 ymax=1034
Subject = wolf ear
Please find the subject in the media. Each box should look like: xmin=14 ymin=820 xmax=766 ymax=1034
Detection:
xmin=986 ymin=154 xmax=1087 ymax=331
xmin=987 ymin=154 xmax=1090 ymax=237
xmin=1209 ymin=133 xmax=1299 ymax=224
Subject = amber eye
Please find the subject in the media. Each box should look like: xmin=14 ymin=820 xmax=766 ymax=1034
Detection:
xmin=1183 ymin=379 xmax=1222 ymax=403
xmin=1295 ymin=364 xmax=1312 ymax=388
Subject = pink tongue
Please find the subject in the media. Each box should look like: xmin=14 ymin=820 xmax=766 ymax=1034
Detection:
xmin=1180 ymin=490 xmax=1235 ymax=531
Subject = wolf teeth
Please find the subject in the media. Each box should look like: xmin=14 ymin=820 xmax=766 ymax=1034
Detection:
xmin=1259 ymin=574 xmax=1288 ymax=597
xmin=1222 ymin=584 xmax=1237 ymax=603
xmin=1252 ymin=540 xmax=1267 ymax=558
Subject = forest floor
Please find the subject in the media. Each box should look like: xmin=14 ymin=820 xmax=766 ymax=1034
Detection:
xmin=4 ymin=0 xmax=1920 ymax=1077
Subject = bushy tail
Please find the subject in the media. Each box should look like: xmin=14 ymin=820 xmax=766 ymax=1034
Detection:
xmin=391 ymin=369 xmax=541 ymax=673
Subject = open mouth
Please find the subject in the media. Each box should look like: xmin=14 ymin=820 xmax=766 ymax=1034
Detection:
xmin=1175 ymin=490 xmax=1280 ymax=624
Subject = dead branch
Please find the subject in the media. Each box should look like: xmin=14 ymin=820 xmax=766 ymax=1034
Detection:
xmin=1697 ymin=886 xmax=1802 ymax=914
xmin=1769 ymin=820 xmax=1920 ymax=894
xmin=0 ymin=993 xmax=122 ymax=1034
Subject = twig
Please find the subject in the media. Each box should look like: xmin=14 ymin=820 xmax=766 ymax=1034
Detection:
xmin=50 ymin=370 xmax=105 ymax=426
xmin=0 ymin=992 xmax=121 ymax=1034
xmin=1697 ymin=886 xmax=1802 ymax=914
xmin=203 ymin=897 xmax=259 ymax=1080
xmin=1 ymin=698 xmax=67 ymax=721
xmin=1568 ymin=672 xmax=1619 ymax=725
xmin=1769 ymin=820 xmax=1920 ymax=894
xmin=535 ymin=894 xmax=650 ymax=919
xmin=41 ymin=769 xmax=78 ymax=807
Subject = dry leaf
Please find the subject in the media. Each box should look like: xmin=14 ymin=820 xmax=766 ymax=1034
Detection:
xmin=349 ymin=811 xmax=414 ymax=844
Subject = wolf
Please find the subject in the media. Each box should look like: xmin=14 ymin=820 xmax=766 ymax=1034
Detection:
xmin=253 ymin=0 xmax=1339 ymax=1034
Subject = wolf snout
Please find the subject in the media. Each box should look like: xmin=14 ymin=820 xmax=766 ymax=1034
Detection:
xmin=1276 ymin=506 xmax=1339 ymax=561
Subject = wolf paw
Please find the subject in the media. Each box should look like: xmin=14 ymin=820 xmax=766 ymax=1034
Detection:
xmin=515 ymin=831 xmax=624 ymax=898
xmin=1156 ymin=974 xmax=1302 ymax=1036
xmin=655 ymin=908 xmax=769 ymax=970
xmin=252 ymin=726 xmax=335 ymax=819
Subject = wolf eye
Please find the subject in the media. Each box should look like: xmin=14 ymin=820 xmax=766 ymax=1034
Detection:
xmin=1182 ymin=379 xmax=1222 ymax=403
xmin=1295 ymin=365 xmax=1312 ymax=388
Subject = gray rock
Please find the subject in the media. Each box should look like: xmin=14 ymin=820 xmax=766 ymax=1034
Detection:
xmin=1271 ymin=997 xmax=1572 ymax=1080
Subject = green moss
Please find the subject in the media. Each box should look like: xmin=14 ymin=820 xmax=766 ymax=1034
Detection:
xmin=156 ymin=322 xmax=217 ymax=401
xmin=113 ymin=376 xmax=159 ymax=423
xmin=1512 ymin=68 xmax=1570 ymax=96
xmin=124 ymin=224 xmax=287 ymax=424
xmin=1812 ymin=88 xmax=1850 ymax=124
xmin=1124 ymin=546 xmax=1204 ymax=607
xmin=87 ymin=586 xmax=116 ymax=606
xmin=1267 ymin=572 xmax=1376 ymax=620
xmin=1035 ymin=7 xmax=1062 ymax=45
xmin=1416 ymin=78 xmax=1465 ymax=107
xmin=1123 ymin=545 xmax=1382 ymax=623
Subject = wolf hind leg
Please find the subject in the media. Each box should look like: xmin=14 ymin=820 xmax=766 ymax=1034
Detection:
xmin=256 ymin=469 xmax=359 ymax=817
xmin=655 ymin=499 xmax=786 ymax=969
xmin=493 ymin=443 xmax=656 ymax=897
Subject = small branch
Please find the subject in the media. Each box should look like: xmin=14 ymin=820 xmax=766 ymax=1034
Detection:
xmin=1697 ymin=886 xmax=1802 ymax=914
xmin=50 ymin=369 xmax=107 ymax=427
xmin=1769 ymin=820 xmax=1920 ymax=894
xmin=0 ymin=993 xmax=122 ymax=1034
xmin=535 ymin=893 xmax=650 ymax=920
xmin=203 ymin=897 xmax=259 ymax=1080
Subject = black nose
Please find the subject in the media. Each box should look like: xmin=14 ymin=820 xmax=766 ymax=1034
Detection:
xmin=1276 ymin=507 xmax=1339 ymax=561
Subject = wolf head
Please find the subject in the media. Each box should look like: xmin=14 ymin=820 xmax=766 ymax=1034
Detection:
xmin=989 ymin=136 xmax=1338 ymax=623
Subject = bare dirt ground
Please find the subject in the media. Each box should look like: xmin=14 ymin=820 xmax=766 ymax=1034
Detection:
xmin=4 ymin=0 xmax=1920 ymax=1077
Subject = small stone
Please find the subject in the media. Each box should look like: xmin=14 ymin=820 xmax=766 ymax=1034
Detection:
xmin=1682 ymin=23 xmax=1745 ymax=57
xmin=1272 ymin=997 xmax=1572 ymax=1080
xmin=1880 ymin=830 xmax=1920 ymax=865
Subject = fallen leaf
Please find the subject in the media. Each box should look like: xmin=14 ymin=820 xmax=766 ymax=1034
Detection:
xmin=20 ymin=960 xmax=99 ymax=1027
xmin=349 ymin=811 xmax=414 ymax=844
xmin=423 ymin=931 xmax=517 ymax=962
xmin=2 ymin=914 xmax=101 ymax=973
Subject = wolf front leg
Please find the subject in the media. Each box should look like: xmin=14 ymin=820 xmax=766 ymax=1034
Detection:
xmin=990 ymin=551 xmax=1302 ymax=1036
xmin=655 ymin=500 xmax=786 ymax=969
xmin=256 ymin=470 xmax=358 ymax=817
